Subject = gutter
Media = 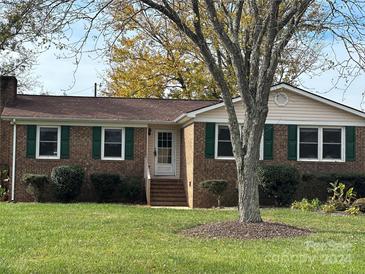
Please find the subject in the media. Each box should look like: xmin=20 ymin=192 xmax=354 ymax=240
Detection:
xmin=10 ymin=118 xmax=16 ymax=202
xmin=0 ymin=116 xmax=179 ymax=126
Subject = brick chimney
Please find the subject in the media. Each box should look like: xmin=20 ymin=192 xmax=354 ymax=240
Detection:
xmin=0 ymin=76 xmax=17 ymax=111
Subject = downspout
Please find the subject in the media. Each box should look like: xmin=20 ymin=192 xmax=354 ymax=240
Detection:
xmin=10 ymin=118 xmax=16 ymax=202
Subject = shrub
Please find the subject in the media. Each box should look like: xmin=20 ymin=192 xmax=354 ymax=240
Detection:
xmin=0 ymin=165 xmax=9 ymax=201
xmin=22 ymin=174 xmax=48 ymax=202
xmin=352 ymin=198 xmax=365 ymax=212
xmin=258 ymin=165 xmax=300 ymax=206
xmin=51 ymin=165 xmax=85 ymax=202
xmin=120 ymin=176 xmax=145 ymax=203
xmin=199 ymin=180 xmax=228 ymax=208
xmin=0 ymin=165 xmax=9 ymax=182
xmin=291 ymin=198 xmax=320 ymax=211
xmin=322 ymin=203 xmax=336 ymax=214
xmin=345 ymin=206 xmax=360 ymax=216
xmin=328 ymin=181 xmax=356 ymax=211
xmin=301 ymin=173 xmax=365 ymax=201
xmin=0 ymin=186 xmax=7 ymax=199
xmin=90 ymin=173 xmax=120 ymax=202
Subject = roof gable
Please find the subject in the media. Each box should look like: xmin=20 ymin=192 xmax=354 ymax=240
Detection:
xmin=184 ymin=83 xmax=365 ymax=121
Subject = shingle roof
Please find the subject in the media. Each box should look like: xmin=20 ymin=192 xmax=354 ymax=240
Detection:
xmin=1 ymin=95 xmax=219 ymax=122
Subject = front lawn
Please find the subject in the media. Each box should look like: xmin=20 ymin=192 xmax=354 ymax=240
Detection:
xmin=0 ymin=204 xmax=364 ymax=273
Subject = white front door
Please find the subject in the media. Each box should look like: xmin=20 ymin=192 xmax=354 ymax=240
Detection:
xmin=155 ymin=130 xmax=176 ymax=176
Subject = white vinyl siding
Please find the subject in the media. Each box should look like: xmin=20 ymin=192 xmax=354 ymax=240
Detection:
xmin=195 ymin=88 xmax=365 ymax=125
xmin=147 ymin=125 xmax=180 ymax=178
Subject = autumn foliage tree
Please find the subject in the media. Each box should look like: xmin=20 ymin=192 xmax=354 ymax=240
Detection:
xmin=108 ymin=33 xmax=219 ymax=99
xmin=107 ymin=2 xmax=325 ymax=99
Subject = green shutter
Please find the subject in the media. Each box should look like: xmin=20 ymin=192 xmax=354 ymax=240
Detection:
xmin=60 ymin=126 xmax=70 ymax=159
xmin=125 ymin=127 xmax=134 ymax=160
xmin=346 ymin=126 xmax=356 ymax=161
xmin=26 ymin=125 xmax=36 ymax=158
xmin=288 ymin=125 xmax=297 ymax=160
xmin=263 ymin=124 xmax=274 ymax=160
xmin=92 ymin=127 xmax=101 ymax=159
xmin=205 ymin=123 xmax=215 ymax=158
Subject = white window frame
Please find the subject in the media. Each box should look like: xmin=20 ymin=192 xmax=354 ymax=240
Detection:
xmin=297 ymin=126 xmax=345 ymax=162
xmin=36 ymin=126 xmax=61 ymax=160
xmin=214 ymin=124 xmax=263 ymax=160
xmin=101 ymin=127 xmax=125 ymax=161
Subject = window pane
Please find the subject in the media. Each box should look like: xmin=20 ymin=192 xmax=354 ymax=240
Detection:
xmin=299 ymin=144 xmax=318 ymax=159
xmin=323 ymin=128 xmax=341 ymax=143
xmin=300 ymin=128 xmax=318 ymax=143
xmin=218 ymin=126 xmax=230 ymax=141
xmin=104 ymin=144 xmax=122 ymax=157
xmin=39 ymin=142 xmax=58 ymax=156
xmin=218 ymin=142 xmax=233 ymax=157
xmin=40 ymin=128 xmax=58 ymax=142
xmin=158 ymin=148 xmax=172 ymax=163
xmin=323 ymin=144 xmax=342 ymax=159
xmin=105 ymin=129 xmax=122 ymax=142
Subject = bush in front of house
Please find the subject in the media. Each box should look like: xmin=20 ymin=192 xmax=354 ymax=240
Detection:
xmin=320 ymin=181 xmax=357 ymax=213
xmin=258 ymin=165 xmax=300 ymax=206
xmin=120 ymin=176 xmax=145 ymax=203
xmin=352 ymin=198 xmax=365 ymax=212
xmin=291 ymin=198 xmax=321 ymax=212
xmin=90 ymin=173 xmax=120 ymax=202
xmin=22 ymin=174 xmax=48 ymax=202
xmin=199 ymin=180 xmax=228 ymax=208
xmin=321 ymin=203 xmax=336 ymax=214
xmin=0 ymin=165 xmax=9 ymax=201
xmin=51 ymin=165 xmax=85 ymax=202
xmin=300 ymin=173 xmax=365 ymax=201
xmin=345 ymin=206 xmax=360 ymax=215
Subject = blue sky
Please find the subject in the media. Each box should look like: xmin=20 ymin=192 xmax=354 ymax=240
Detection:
xmin=30 ymin=40 xmax=365 ymax=111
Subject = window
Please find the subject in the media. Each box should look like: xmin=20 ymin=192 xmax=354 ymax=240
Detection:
xmin=323 ymin=128 xmax=342 ymax=160
xmin=298 ymin=127 xmax=344 ymax=161
xmin=157 ymin=131 xmax=173 ymax=164
xmin=299 ymin=128 xmax=318 ymax=159
xmin=102 ymin=128 xmax=125 ymax=160
xmin=36 ymin=126 xmax=60 ymax=159
xmin=215 ymin=124 xmax=263 ymax=159
xmin=216 ymin=125 xmax=233 ymax=158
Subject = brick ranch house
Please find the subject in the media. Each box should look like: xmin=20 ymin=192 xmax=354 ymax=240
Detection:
xmin=1 ymin=76 xmax=365 ymax=207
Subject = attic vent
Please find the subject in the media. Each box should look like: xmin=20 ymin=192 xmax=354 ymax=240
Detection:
xmin=274 ymin=92 xmax=289 ymax=106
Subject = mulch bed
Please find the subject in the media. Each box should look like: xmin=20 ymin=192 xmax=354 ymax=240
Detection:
xmin=181 ymin=221 xmax=312 ymax=240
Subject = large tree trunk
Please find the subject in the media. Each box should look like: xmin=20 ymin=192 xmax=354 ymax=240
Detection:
xmin=235 ymin=106 xmax=268 ymax=223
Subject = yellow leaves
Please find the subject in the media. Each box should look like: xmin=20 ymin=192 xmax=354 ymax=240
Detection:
xmin=241 ymin=15 xmax=253 ymax=27
xmin=107 ymin=26 xmax=219 ymax=99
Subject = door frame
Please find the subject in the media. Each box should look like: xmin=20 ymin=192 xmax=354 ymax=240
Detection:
xmin=154 ymin=129 xmax=176 ymax=176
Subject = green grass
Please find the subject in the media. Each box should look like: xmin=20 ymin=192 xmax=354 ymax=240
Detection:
xmin=0 ymin=204 xmax=364 ymax=273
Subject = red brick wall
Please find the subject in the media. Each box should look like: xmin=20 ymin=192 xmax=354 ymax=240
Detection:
xmin=192 ymin=123 xmax=237 ymax=207
xmin=191 ymin=122 xmax=365 ymax=208
xmin=1 ymin=123 xmax=146 ymax=201
xmin=180 ymin=124 xmax=194 ymax=207
xmin=0 ymin=120 xmax=12 ymax=166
